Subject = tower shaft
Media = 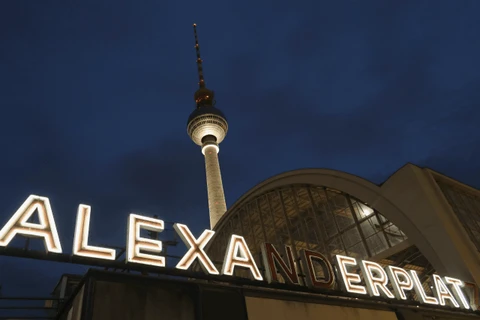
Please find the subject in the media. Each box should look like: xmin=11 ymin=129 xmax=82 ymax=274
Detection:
xmin=203 ymin=145 xmax=227 ymax=228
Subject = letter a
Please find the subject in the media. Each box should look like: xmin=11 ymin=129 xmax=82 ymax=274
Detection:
xmin=222 ymin=235 xmax=263 ymax=281
xmin=0 ymin=195 xmax=62 ymax=253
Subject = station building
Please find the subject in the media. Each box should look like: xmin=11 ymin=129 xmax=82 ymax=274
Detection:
xmin=52 ymin=164 xmax=480 ymax=320
xmin=208 ymin=164 xmax=480 ymax=287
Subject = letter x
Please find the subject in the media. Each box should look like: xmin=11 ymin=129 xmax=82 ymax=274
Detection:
xmin=174 ymin=223 xmax=219 ymax=275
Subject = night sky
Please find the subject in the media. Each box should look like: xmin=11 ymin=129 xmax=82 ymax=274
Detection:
xmin=0 ymin=0 xmax=479 ymax=303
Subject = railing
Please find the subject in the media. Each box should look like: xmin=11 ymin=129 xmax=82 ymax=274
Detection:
xmin=0 ymin=296 xmax=62 ymax=320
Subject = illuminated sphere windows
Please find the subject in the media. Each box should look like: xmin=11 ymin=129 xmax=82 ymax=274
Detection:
xmin=187 ymin=107 xmax=228 ymax=146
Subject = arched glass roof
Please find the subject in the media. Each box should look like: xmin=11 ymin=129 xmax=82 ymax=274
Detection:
xmin=208 ymin=184 xmax=409 ymax=278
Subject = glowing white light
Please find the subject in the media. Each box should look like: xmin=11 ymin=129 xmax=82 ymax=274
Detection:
xmin=360 ymin=260 xmax=395 ymax=299
xmin=188 ymin=115 xmax=228 ymax=146
xmin=0 ymin=195 xmax=62 ymax=253
xmin=432 ymin=275 xmax=459 ymax=308
xmin=335 ymin=255 xmax=367 ymax=295
xmin=126 ymin=214 xmax=165 ymax=267
xmin=72 ymin=204 xmax=116 ymax=260
xmin=222 ymin=235 xmax=263 ymax=281
xmin=174 ymin=223 xmax=218 ymax=275
xmin=445 ymin=277 xmax=470 ymax=309
xmin=386 ymin=266 xmax=414 ymax=300
xmin=410 ymin=270 xmax=439 ymax=305
xmin=358 ymin=203 xmax=373 ymax=217
xmin=202 ymin=144 xmax=219 ymax=155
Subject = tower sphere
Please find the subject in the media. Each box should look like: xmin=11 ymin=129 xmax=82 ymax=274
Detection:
xmin=187 ymin=107 xmax=228 ymax=146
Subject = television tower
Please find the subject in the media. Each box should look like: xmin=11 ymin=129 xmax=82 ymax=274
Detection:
xmin=187 ymin=24 xmax=228 ymax=229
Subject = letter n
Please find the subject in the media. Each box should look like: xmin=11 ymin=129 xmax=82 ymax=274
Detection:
xmin=261 ymin=243 xmax=299 ymax=284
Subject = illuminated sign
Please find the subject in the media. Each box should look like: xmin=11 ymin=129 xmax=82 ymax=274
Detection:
xmin=174 ymin=223 xmax=218 ymax=275
xmin=0 ymin=195 xmax=62 ymax=253
xmin=0 ymin=195 xmax=476 ymax=311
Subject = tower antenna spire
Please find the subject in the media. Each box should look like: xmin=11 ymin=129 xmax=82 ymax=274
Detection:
xmin=192 ymin=24 xmax=215 ymax=107
xmin=193 ymin=23 xmax=205 ymax=89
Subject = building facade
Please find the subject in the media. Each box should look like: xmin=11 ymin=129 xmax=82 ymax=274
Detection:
xmin=50 ymin=163 xmax=480 ymax=320
xmin=56 ymin=268 xmax=479 ymax=320
xmin=208 ymin=164 xmax=480 ymax=287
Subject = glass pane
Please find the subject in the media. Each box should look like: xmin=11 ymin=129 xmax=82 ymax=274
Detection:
xmin=311 ymin=188 xmax=338 ymax=239
xmin=347 ymin=242 xmax=368 ymax=259
xmin=377 ymin=212 xmax=389 ymax=225
xmin=386 ymin=229 xmax=406 ymax=246
xmin=383 ymin=221 xmax=406 ymax=246
xmin=321 ymin=206 xmax=338 ymax=239
xmin=436 ymin=178 xmax=480 ymax=252
xmin=230 ymin=214 xmax=241 ymax=235
xmin=239 ymin=208 xmax=255 ymax=251
xmin=247 ymin=203 xmax=262 ymax=248
xmin=360 ymin=217 xmax=380 ymax=238
xmin=342 ymin=227 xmax=363 ymax=248
xmin=365 ymin=233 xmax=389 ymax=256
xmin=334 ymin=208 xmax=355 ymax=231
xmin=327 ymin=191 xmax=355 ymax=231
xmin=327 ymin=237 xmax=346 ymax=258
xmin=352 ymin=201 xmax=375 ymax=221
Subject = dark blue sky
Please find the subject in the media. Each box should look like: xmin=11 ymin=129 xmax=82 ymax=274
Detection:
xmin=0 ymin=0 xmax=479 ymax=302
